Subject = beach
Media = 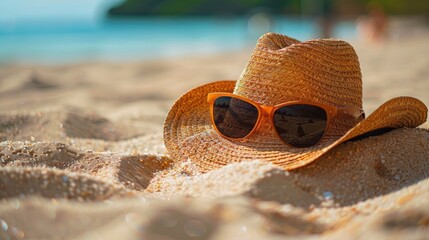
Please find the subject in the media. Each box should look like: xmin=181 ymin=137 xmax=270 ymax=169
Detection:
xmin=1 ymin=29 xmax=429 ymax=239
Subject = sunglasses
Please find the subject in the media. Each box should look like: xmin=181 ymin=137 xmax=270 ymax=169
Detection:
xmin=207 ymin=93 xmax=365 ymax=148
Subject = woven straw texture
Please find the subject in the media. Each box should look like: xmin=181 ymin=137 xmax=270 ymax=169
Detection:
xmin=163 ymin=33 xmax=428 ymax=172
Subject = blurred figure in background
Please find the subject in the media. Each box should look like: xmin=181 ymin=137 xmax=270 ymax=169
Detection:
xmin=247 ymin=8 xmax=275 ymax=40
xmin=319 ymin=0 xmax=335 ymax=38
xmin=357 ymin=1 xmax=388 ymax=43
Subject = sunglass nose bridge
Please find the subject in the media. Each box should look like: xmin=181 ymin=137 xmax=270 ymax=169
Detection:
xmin=260 ymin=105 xmax=273 ymax=118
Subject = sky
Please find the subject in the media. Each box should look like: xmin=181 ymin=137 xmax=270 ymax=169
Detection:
xmin=0 ymin=0 xmax=122 ymax=23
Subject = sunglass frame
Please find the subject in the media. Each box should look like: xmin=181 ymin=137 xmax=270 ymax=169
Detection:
xmin=207 ymin=92 xmax=364 ymax=148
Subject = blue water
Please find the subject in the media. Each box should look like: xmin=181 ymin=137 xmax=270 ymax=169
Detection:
xmin=0 ymin=17 xmax=357 ymax=64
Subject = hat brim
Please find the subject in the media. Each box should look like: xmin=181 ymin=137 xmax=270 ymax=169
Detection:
xmin=164 ymin=81 xmax=428 ymax=172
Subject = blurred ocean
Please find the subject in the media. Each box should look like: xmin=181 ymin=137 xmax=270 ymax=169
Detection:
xmin=0 ymin=17 xmax=356 ymax=64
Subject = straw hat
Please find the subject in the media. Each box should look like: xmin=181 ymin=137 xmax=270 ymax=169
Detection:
xmin=163 ymin=32 xmax=427 ymax=172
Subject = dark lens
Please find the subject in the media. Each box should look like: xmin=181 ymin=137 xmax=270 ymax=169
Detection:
xmin=213 ymin=96 xmax=259 ymax=138
xmin=273 ymin=104 xmax=327 ymax=147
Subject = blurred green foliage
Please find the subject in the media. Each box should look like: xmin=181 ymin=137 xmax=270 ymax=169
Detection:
xmin=372 ymin=0 xmax=429 ymax=15
xmin=108 ymin=0 xmax=429 ymax=16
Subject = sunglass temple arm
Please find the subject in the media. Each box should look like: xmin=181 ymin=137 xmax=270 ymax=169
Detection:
xmin=337 ymin=107 xmax=365 ymax=120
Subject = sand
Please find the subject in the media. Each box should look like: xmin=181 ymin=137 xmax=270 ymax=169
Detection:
xmin=1 ymin=28 xmax=429 ymax=239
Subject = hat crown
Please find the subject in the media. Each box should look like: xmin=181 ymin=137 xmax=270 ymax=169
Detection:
xmin=234 ymin=33 xmax=362 ymax=109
